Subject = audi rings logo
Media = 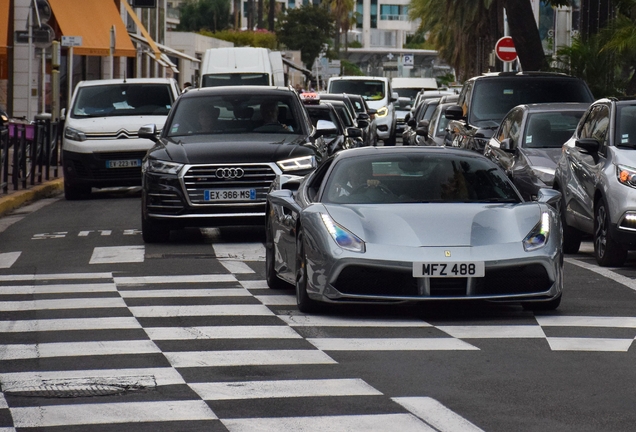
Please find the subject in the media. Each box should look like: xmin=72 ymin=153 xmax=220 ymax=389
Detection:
xmin=216 ymin=167 xmax=245 ymax=179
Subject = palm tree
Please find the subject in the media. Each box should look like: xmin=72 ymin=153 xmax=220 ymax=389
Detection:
xmin=324 ymin=0 xmax=355 ymax=54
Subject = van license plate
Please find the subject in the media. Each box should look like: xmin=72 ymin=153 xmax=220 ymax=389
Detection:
xmin=413 ymin=262 xmax=485 ymax=278
xmin=107 ymin=159 xmax=141 ymax=168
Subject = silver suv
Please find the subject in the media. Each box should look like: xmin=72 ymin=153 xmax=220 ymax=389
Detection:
xmin=554 ymin=97 xmax=636 ymax=266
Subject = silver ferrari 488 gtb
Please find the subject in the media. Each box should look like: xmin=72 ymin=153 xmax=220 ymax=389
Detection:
xmin=265 ymin=146 xmax=563 ymax=313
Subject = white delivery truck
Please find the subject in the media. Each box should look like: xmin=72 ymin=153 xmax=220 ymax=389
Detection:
xmin=199 ymin=47 xmax=285 ymax=87
xmin=391 ymin=77 xmax=438 ymax=104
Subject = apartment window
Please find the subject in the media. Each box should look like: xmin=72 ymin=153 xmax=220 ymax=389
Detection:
xmin=380 ymin=4 xmax=408 ymax=21
xmin=356 ymin=0 xmax=363 ymax=28
xmin=371 ymin=0 xmax=377 ymax=28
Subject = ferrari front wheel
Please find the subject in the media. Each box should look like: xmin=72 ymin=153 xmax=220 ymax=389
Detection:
xmin=296 ymin=229 xmax=319 ymax=313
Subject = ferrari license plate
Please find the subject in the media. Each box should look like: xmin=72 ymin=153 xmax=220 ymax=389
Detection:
xmin=204 ymin=189 xmax=256 ymax=201
xmin=413 ymin=262 xmax=485 ymax=278
xmin=106 ymin=159 xmax=141 ymax=168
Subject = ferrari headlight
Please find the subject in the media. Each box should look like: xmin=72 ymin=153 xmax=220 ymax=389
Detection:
xmin=523 ymin=211 xmax=551 ymax=251
xmin=617 ymin=164 xmax=636 ymax=189
xmin=277 ymin=155 xmax=316 ymax=172
xmin=375 ymin=106 xmax=389 ymax=117
xmin=531 ymin=166 xmax=556 ymax=186
xmin=64 ymin=127 xmax=87 ymax=142
xmin=142 ymin=159 xmax=183 ymax=175
xmin=320 ymin=213 xmax=365 ymax=252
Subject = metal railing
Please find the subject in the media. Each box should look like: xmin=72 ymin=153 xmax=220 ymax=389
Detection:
xmin=0 ymin=115 xmax=61 ymax=195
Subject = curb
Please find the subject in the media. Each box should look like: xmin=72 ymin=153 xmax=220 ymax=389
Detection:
xmin=0 ymin=178 xmax=64 ymax=217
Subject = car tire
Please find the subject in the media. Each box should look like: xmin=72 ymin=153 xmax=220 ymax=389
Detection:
xmin=266 ymin=216 xmax=291 ymax=289
xmin=522 ymin=294 xmax=562 ymax=311
xmin=560 ymin=206 xmax=582 ymax=254
xmin=296 ymin=228 xmax=319 ymax=313
xmin=594 ymin=199 xmax=627 ymax=267
xmin=141 ymin=213 xmax=170 ymax=243
xmin=383 ymin=134 xmax=396 ymax=146
xmin=64 ymin=182 xmax=91 ymax=200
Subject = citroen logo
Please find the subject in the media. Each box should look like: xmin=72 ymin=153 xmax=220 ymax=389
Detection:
xmin=216 ymin=167 xmax=245 ymax=179
xmin=444 ymin=250 xmax=451 ymax=257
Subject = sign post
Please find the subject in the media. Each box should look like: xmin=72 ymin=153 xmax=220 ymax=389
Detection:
xmin=62 ymin=36 xmax=82 ymax=111
xmin=495 ymin=36 xmax=517 ymax=63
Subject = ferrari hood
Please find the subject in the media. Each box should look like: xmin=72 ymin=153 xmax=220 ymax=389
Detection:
xmin=324 ymin=203 xmax=541 ymax=247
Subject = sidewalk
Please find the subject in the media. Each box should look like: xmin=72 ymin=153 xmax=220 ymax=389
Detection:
xmin=0 ymin=177 xmax=64 ymax=218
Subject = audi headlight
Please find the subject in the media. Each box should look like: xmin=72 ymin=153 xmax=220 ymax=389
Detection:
xmin=142 ymin=159 xmax=183 ymax=175
xmin=523 ymin=211 xmax=551 ymax=251
xmin=277 ymin=155 xmax=316 ymax=172
xmin=64 ymin=127 xmax=87 ymax=142
xmin=375 ymin=106 xmax=389 ymax=117
xmin=617 ymin=164 xmax=636 ymax=189
xmin=321 ymin=213 xmax=365 ymax=252
xmin=531 ymin=166 xmax=556 ymax=186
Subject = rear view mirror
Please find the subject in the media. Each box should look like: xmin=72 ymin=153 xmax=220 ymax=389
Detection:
xmin=500 ymin=138 xmax=516 ymax=153
xmin=445 ymin=105 xmax=464 ymax=120
xmin=138 ymin=124 xmax=159 ymax=142
xmin=575 ymin=138 xmax=600 ymax=154
xmin=357 ymin=119 xmax=369 ymax=129
xmin=316 ymin=119 xmax=338 ymax=137
xmin=346 ymin=127 xmax=363 ymax=138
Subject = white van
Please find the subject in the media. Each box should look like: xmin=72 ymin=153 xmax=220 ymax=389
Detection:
xmin=62 ymin=78 xmax=180 ymax=200
xmin=199 ymin=47 xmax=285 ymax=87
xmin=391 ymin=77 xmax=438 ymax=104
xmin=328 ymin=76 xmax=398 ymax=145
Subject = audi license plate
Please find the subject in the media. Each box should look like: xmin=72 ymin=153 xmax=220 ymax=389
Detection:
xmin=205 ymin=189 xmax=256 ymax=201
xmin=413 ymin=262 xmax=485 ymax=278
xmin=106 ymin=159 xmax=141 ymax=168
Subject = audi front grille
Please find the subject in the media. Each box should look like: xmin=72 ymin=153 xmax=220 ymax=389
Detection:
xmin=183 ymin=164 xmax=277 ymax=204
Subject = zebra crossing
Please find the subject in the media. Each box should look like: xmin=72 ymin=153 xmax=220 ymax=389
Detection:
xmin=1 ymin=247 xmax=636 ymax=429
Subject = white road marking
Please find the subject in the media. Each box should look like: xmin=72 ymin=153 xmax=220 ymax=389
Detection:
xmin=536 ymin=316 xmax=636 ymax=328
xmin=213 ymin=243 xmax=266 ymax=261
xmin=145 ymin=325 xmax=302 ymax=340
xmin=219 ymin=260 xmax=255 ymax=274
xmin=393 ymin=397 xmax=485 ymax=432
xmin=307 ymin=338 xmax=479 ymax=351
xmin=222 ymin=414 xmax=435 ymax=432
xmin=546 ymin=337 xmax=633 ymax=352
xmin=165 ymin=350 xmax=337 ymax=367
xmin=0 ymin=340 xmax=161 ymax=360
xmin=119 ymin=288 xmax=250 ymax=298
xmin=100 ymin=230 xmax=112 ymax=236
xmin=191 ymin=378 xmax=382 ymax=400
xmin=114 ymin=274 xmax=236 ymax=284
xmin=0 ymin=393 xmax=7 ymax=408
xmin=0 ymin=297 xmax=127 ymax=311
xmin=255 ymin=295 xmax=297 ymax=305
xmin=0 ymin=252 xmax=20 ymax=269
xmin=566 ymin=257 xmax=636 ymax=292
xmin=240 ymin=280 xmax=268 ymax=289
xmin=123 ymin=229 xmax=140 ymax=235
xmin=0 ymin=368 xmax=185 ymax=387
xmin=10 ymin=400 xmax=217 ymax=428
xmin=129 ymin=304 xmax=275 ymax=317
xmin=0 ymin=283 xmax=116 ymax=294
xmin=437 ymin=325 xmax=546 ymax=339
xmin=0 ymin=317 xmax=141 ymax=333
xmin=90 ymin=246 xmax=144 ymax=264
xmin=0 ymin=273 xmax=112 ymax=281
xmin=32 ymin=232 xmax=67 ymax=240
xmin=280 ymin=315 xmax=432 ymax=327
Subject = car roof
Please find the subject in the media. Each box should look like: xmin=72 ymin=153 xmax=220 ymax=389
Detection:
xmin=332 ymin=146 xmax=486 ymax=161
xmin=520 ymin=102 xmax=591 ymax=112
xmin=77 ymin=78 xmax=176 ymax=87
xmin=468 ymin=71 xmax=582 ymax=81
xmin=180 ymin=86 xmax=295 ymax=98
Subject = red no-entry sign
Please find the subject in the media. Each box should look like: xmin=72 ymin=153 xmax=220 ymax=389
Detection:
xmin=495 ymin=36 xmax=517 ymax=62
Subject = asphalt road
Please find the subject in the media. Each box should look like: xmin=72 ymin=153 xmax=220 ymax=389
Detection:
xmin=1 ymin=189 xmax=636 ymax=431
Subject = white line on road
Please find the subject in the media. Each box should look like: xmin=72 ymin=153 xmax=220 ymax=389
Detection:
xmin=129 ymin=304 xmax=275 ymax=317
xmin=546 ymin=337 xmax=634 ymax=352
xmin=0 ymin=252 xmax=20 ymax=269
xmin=279 ymin=315 xmax=432 ymax=327
xmin=89 ymin=246 xmax=145 ymax=264
xmin=145 ymin=325 xmax=302 ymax=340
xmin=307 ymin=338 xmax=479 ymax=351
xmin=0 ymin=273 xmax=112 ymax=281
xmin=213 ymin=243 xmax=265 ymax=261
xmin=0 ymin=340 xmax=161 ymax=360
xmin=566 ymin=257 xmax=636 ymax=292
xmin=10 ymin=400 xmax=217 ymax=428
xmin=0 ymin=283 xmax=117 ymax=294
xmin=0 ymin=297 xmax=127 ymax=311
xmin=536 ymin=315 xmax=636 ymax=328
xmin=219 ymin=260 xmax=255 ymax=274
xmin=222 ymin=414 xmax=435 ymax=432
xmin=0 ymin=317 xmax=141 ymax=333
xmin=191 ymin=378 xmax=382 ymax=400
xmin=240 ymin=280 xmax=268 ymax=289
xmin=119 ymin=288 xmax=250 ymax=298
xmin=165 ymin=350 xmax=337 ymax=367
xmin=255 ymin=295 xmax=297 ymax=305
xmin=393 ymin=397 xmax=485 ymax=432
xmin=437 ymin=325 xmax=546 ymax=339
xmin=114 ymin=274 xmax=236 ymax=284
xmin=0 ymin=368 xmax=185 ymax=388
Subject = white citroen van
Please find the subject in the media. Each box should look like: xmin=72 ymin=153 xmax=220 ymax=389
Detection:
xmin=62 ymin=78 xmax=180 ymax=200
xmin=199 ymin=47 xmax=285 ymax=87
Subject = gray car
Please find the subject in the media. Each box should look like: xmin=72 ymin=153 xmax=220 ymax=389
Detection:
xmin=484 ymin=103 xmax=589 ymax=201
xmin=554 ymin=97 xmax=636 ymax=266
xmin=266 ymin=147 xmax=563 ymax=312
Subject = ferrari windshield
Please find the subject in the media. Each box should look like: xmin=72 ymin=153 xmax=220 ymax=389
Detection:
xmin=323 ymin=153 xmax=521 ymax=204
